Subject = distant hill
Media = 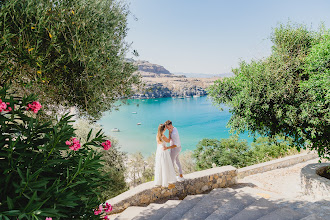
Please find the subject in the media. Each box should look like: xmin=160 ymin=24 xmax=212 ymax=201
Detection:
xmin=132 ymin=60 xmax=182 ymax=77
xmin=125 ymin=59 xmax=223 ymax=99
xmin=174 ymin=72 xmax=234 ymax=78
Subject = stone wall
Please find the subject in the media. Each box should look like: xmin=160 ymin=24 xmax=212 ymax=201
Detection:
xmin=237 ymin=152 xmax=318 ymax=179
xmin=106 ymin=166 xmax=237 ymax=214
xmin=301 ymin=163 xmax=330 ymax=200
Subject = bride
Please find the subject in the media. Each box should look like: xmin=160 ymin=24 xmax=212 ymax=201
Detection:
xmin=154 ymin=124 xmax=176 ymax=188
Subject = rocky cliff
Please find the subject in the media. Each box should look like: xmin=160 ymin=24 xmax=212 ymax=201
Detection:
xmin=131 ymin=60 xmax=221 ymax=99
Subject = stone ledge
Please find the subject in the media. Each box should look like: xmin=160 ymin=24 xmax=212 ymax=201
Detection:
xmin=237 ymin=152 xmax=318 ymax=179
xmin=301 ymin=163 xmax=330 ymax=200
xmin=106 ymin=165 xmax=237 ymax=213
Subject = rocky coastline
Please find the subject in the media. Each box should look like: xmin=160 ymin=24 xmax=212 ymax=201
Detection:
xmin=129 ymin=60 xmax=222 ymax=99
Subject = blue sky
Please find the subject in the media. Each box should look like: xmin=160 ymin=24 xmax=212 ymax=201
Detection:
xmin=125 ymin=0 xmax=330 ymax=74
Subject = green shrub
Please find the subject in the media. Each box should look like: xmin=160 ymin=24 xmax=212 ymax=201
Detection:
xmin=249 ymin=136 xmax=299 ymax=164
xmin=193 ymin=136 xmax=299 ymax=170
xmin=0 ymin=87 xmax=112 ymax=219
xmin=193 ymin=136 xmax=252 ymax=170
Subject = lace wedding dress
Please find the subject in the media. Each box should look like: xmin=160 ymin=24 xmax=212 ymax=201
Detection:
xmin=154 ymin=140 xmax=177 ymax=187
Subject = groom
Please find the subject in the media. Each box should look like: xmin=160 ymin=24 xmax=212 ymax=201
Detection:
xmin=164 ymin=120 xmax=184 ymax=181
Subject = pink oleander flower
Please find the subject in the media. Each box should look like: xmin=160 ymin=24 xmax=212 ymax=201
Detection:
xmin=104 ymin=216 xmax=109 ymax=220
xmin=0 ymin=99 xmax=7 ymax=112
xmin=94 ymin=205 xmax=103 ymax=215
xmin=26 ymin=101 xmax=42 ymax=113
xmin=101 ymin=140 xmax=111 ymax=150
xmin=72 ymin=138 xmax=79 ymax=144
xmin=66 ymin=138 xmax=81 ymax=151
xmin=45 ymin=218 xmax=52 ymax=220
xmin=104 ymin=202 xmax=112 ymax=212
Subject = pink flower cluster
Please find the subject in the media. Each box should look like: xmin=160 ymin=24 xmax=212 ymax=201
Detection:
xmin=101 ymin=140 xmax=111 ymax=150
xmin=104 ymin=202 xmax=112 ymax=212
xmin=26 ymin=101 xmax=42 ymax=113
xmin=94 ymin=202 xmax=112 ymax=218
xmin=45 ymin=218 xmax=52 ymax=220
xmin=0 ymin=99 xmax=12 ymax=112
xmin=94 ymin=205 xmax=103 ymax=215
xmin=66 ymin=138 xmax=81 ymax=151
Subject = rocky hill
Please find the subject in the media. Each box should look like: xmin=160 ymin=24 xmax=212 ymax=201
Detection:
xmin=131 ymin=60 xmax=222 ymax=99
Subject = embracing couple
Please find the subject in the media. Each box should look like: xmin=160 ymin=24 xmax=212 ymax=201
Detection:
xmin=154 ymin=120 xmax=184 ymax=189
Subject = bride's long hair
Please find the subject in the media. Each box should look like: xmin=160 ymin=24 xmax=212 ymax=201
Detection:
xmin=156 ymin=124 xmax=166 ymax=143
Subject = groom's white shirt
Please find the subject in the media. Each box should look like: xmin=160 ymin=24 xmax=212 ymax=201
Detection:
xmin=170 ymin=127 xmax=181 ymax=148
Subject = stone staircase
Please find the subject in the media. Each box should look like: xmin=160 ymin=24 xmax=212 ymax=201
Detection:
xmin=111 ymin=187 xmax=328 ymax=220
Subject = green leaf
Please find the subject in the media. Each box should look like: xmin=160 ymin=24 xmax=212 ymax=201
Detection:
xmin=87 ymin=129 xmax=93 ymax=142
xmin=2 ymin=210 xmax=20 ymax=216
xmin=6 ymin=196 xmax=14 ymax=210
xmin=95 ymin=129 xmax=103 ymax=138
xmin=16 ymin=168 xmax=25 ymax=182
xmin=24 ymin=191 xmax=37 ymax=212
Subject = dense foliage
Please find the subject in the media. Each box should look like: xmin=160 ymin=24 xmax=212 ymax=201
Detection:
xmin=209 ymin=23 xmax=330 ymax=160
xmin=0 ymin=0 xmax=141 ymax=119
xmin=73 ymin=119 xmax=128 ymax=199
xmin=0 ymin=88 xmax=113 ymax=219
xmin=193 ymin=136 xmax=299 ymax=170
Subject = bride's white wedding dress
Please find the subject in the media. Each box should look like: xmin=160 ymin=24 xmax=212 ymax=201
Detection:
xmin=154 ymin=140 xmax=177 ymax=187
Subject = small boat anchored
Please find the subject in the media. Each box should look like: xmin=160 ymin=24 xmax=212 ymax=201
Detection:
xmin=137 ymin=123 xmax=142 ymax=125
xmin=111 ymin=128 xmax=120 ymax=132
xmin=132 ymin=112 xmax=137 ymax=114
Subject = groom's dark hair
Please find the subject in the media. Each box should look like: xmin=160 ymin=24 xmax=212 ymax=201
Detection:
xmin=164 ymin=120 xmax=172 ymax=126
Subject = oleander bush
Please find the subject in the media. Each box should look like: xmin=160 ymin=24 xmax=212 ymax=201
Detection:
xmin=73 ymin=119 xmax=128 ymax=199
xmin=0 ymin=87 xmax=113 ymax=219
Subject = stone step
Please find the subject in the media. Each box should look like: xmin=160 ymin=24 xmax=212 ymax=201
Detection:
xmin=229 ymin=198 xmax=278 ymax=220
xmin=132 ymin=203 xmax=165 ymax=220
xmin=205 ymin=192 xmax=257 ymax=220
xmin=181 ymin=188 xmax=237 ymax=220
xmin=114 ymin=206 xmax=148 ymax=220
xmin=161 ymin=194 xmax=206 ymax=220
xmin=300 ymin=214 xmax=326 ymax=220
xmin=257 ymin=207 xmax=307 ymax=220
xmin=144 ymin=200 xmax=181 ymax=220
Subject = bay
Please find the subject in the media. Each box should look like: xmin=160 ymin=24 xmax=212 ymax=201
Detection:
xmin=98 ymin=96 xmax=254 ymax=156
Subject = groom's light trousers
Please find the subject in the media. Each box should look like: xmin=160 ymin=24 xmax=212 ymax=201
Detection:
xmin=170 ymin=146 xmax=183 ymax=175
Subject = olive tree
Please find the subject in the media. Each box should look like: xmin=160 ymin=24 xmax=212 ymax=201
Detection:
xmin=0 ymin=0 xmax=141 ymax=119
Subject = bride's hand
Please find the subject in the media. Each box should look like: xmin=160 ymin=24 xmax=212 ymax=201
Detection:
xmin=163 ymin=146 xmax=167 ymax=150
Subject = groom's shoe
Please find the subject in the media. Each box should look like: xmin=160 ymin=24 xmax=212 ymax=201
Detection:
xmin=177 ymin=176 xmax=185 ymax=182
xmin=168 ymin=183 xmax=175 ymax=189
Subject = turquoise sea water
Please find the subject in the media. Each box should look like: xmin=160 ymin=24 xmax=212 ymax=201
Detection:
xmin=98 ymin=96 xmax=254 ymax=156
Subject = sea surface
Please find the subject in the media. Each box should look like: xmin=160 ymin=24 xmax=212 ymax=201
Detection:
xmin=98 ymin=96 xmax=254 ymax=156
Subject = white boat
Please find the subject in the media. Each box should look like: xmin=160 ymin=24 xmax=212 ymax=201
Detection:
xmin=186 ymin=96 xmax=191 ymax=98
xmin=193 ymin=95 xmax=201 ymax=98
xmin=132 ymin=112 xmax=137 ymax=114
xmin=177 ymin=96 xmax=184 ymax=99
xmin=111 ymin=128 xmax=120 ymax=132
xmin=137 ymin=123 xmax=142 ymax=125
